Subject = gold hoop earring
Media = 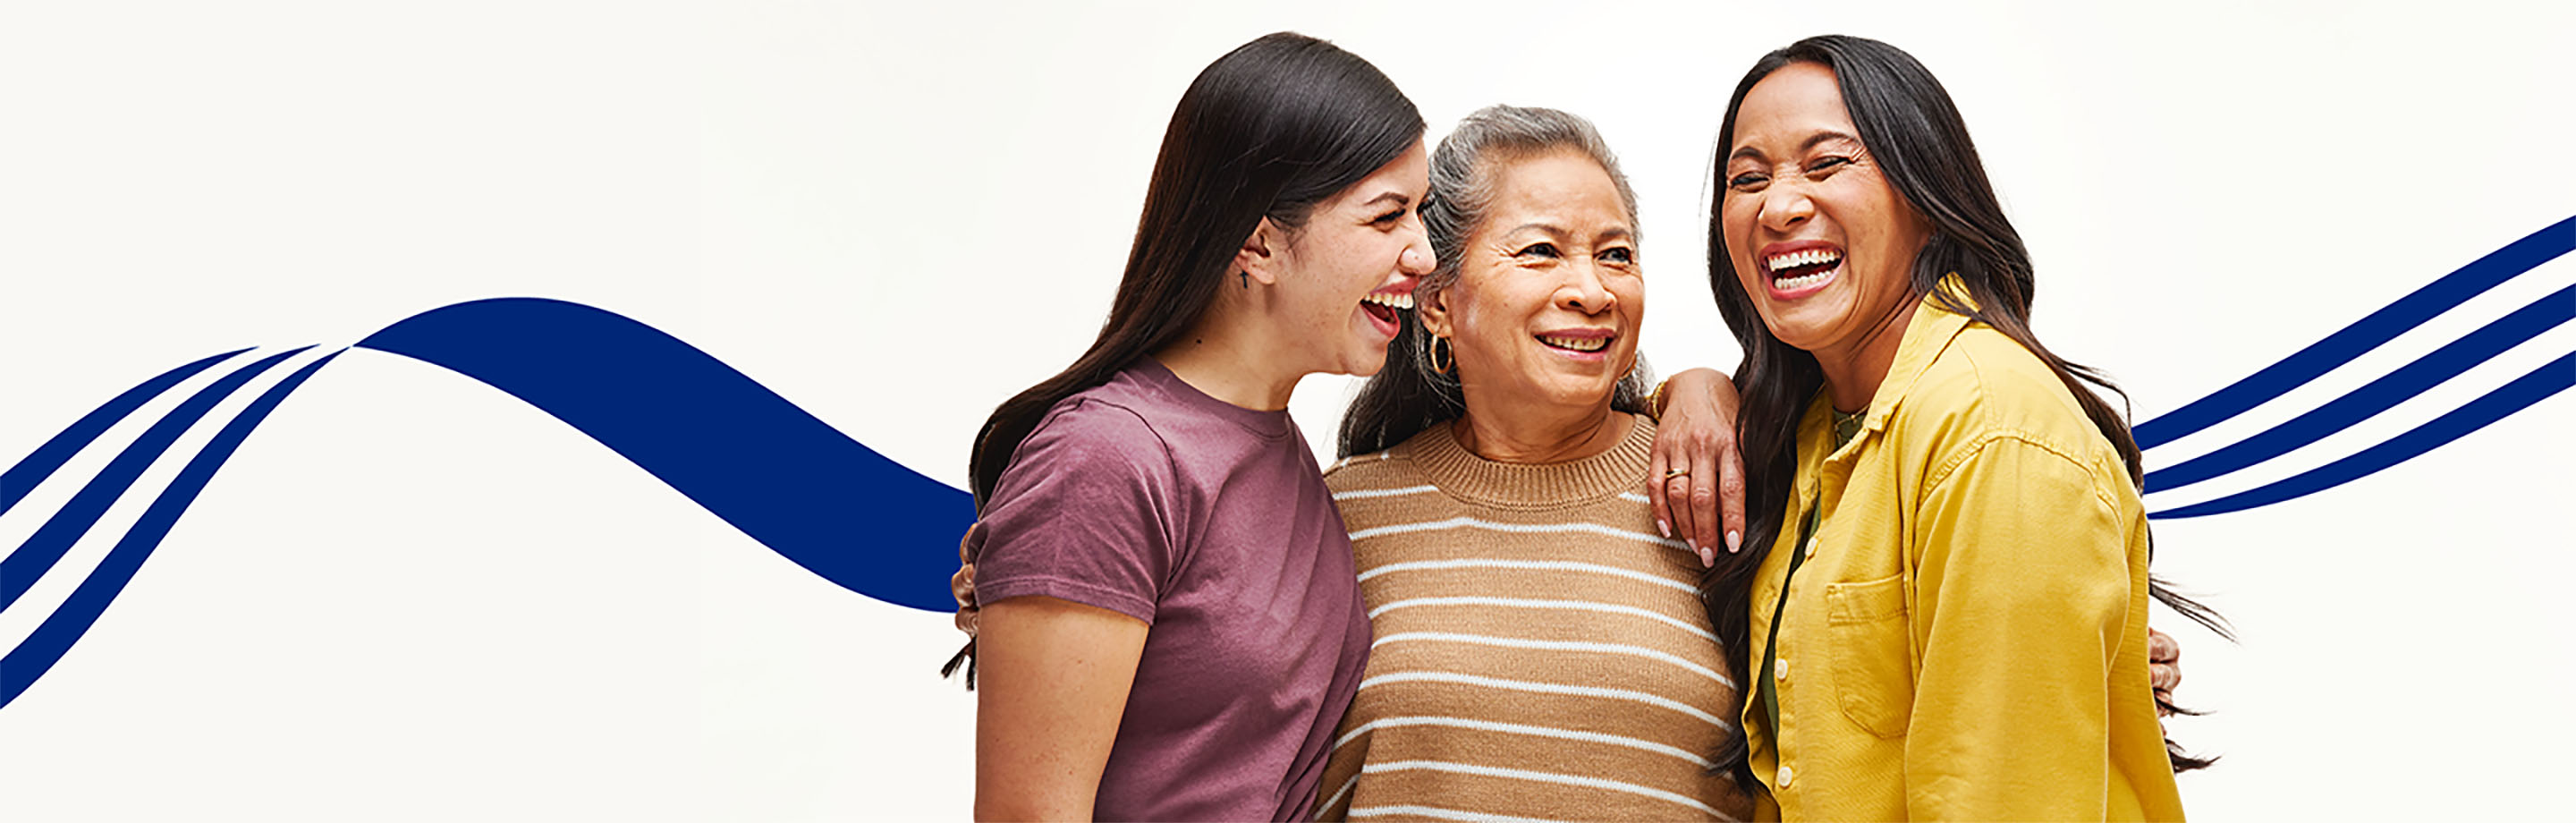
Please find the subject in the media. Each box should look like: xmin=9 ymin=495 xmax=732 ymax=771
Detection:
xmin=1428 ymin=335 xmax=1454 ymax=375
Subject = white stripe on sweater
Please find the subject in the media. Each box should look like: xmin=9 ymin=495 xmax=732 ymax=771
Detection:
xmin=1368 ymin=596 xmax=1719 ymax=643
xmin=1357 ymin=671 xmax=1734 ymax=728
xmin=1318 ymin=774 xmax=1361 ymax=821
xmin=1331 ymin=715 xmax=1715 ymax=768
xmin=1346 ymin=803 xmax=1581 ymax=823
xmin=1347 ymin=515 xmax=1687 ymax=550
xmin=1373 ymin=632 xmax=1734 ymax=688
xmin=1356 ymin=760 xmax=1730 ymax=818
xmin=1333 ymin=483 xmax=1442 ymax=501
xmin=1355 ymin=559 xmax=1697 ymax=596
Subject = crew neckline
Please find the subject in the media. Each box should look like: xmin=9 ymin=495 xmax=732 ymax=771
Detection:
xmin=1127 ymin=357 xmax=1294 ymax=439
xmin=1404 ymin=412 xmax=1656 ymax=510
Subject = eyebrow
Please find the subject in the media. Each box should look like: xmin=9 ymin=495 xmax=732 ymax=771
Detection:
xmin=1360 ymin=191 xmax=1413 ymax=208
xmin=1728 ymin=129 xmax=1864 ymax=163
xmin=1503 ymin=222 xmax=1634 ymax=242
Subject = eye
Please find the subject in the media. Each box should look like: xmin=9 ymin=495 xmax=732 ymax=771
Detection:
xmin=1726 ymin=171 xmax=1769 ymax=191
xmin=1804 ymin=156 xmax=1854 ymax=177
xmin=1513 ymin=242 xmax=1562 ymax=259
xmin=1600 ymin=247 xmax=1635 ymax=265
xmin=1371 ymin=207 xmax=1409 ymax=227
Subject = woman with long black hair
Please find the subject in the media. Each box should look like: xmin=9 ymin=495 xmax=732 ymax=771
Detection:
xmin=958 ymin=32 xmax=1433 ymax=821
xmin=1699 ymin=35 xmax=2218 ymax=820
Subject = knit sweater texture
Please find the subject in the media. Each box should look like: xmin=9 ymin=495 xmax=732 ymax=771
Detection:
xmin=1314 ymin=414 xmax=1755 ymax=821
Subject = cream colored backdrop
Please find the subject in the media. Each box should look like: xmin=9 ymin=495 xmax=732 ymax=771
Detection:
xmin=2 ymin=1 xmax=2570 ymax=819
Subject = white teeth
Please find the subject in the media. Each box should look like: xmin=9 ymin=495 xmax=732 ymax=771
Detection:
xmin=1362 ymin=292 xmax=1415 ymax=310
xmin=1538 ymin=335 xmax=1609 ymax=352
xmin=1775 ymin=269 xmax=1835 ymax=290
xmin=1766 ymin=249 xmax=1843 ymax=272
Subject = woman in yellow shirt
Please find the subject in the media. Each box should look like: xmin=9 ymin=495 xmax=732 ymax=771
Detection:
xmin=1697 ymin=35 xmax=2212 ymax=820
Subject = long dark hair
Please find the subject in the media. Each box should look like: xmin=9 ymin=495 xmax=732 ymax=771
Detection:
xmin=1699 ymin=35 xmax=2229 ymax=780
xmin=967 ymin=32 xmax=1422 ymax=505
xmin=1339 ymin=105 xmax=1652 ymax=458
xmin=944 ymin=33 xmax=1419 ymax=685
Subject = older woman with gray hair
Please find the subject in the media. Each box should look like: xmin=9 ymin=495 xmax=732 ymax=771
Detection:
xmin=1317 ymin=104 xmax=1754 ymax=821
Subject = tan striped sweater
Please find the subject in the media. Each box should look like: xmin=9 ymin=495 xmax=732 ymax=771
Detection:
xmin=1314 ymin=414 xmax=1754 ymax=822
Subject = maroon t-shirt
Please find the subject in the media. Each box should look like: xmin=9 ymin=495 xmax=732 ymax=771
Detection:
xmin=976 ymin=358 xmax=1371 ymax=822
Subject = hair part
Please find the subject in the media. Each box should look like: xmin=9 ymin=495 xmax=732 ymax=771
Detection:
xmin=1699 ymin=35 xmax=2230 ymax=784
xmin=1339 ymin=104 xmax=1652 ymax=458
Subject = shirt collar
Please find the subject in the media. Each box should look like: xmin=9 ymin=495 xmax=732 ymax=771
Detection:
xmin=1795 ymin=276 xmax=1981 ymax=489
xmin=1857 ymin=275 xmax=1980 ymax=437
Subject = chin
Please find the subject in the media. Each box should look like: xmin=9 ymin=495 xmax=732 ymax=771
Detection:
xmin=1335 ymin=344 xmax=1394 ymax=378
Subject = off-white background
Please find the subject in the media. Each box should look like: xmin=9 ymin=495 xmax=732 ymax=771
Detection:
xmin=2 ymin=1 xmax=2570 ymax=819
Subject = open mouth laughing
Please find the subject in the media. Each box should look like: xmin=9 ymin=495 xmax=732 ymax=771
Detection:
xmin=1763 ymin=242 xmax=1843 ymax=299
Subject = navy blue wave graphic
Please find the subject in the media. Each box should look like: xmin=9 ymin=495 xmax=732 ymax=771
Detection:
xmin=0 ymin=216 xmax=2567 ymax=708
xmin=2141 ymin=283 xmax=2572 ymax=494
xmin=2138 ymin=216 xmax=2574 ymax=518
xmin=357 ymin=299 xmax=971 ymax=611
xmin=2 ymin=352 xmax=338 ymax=709
xmin=2132 ymin=216 xmax=2573 ymax=449
xmin=0 ymin=299 xmax=970 ymax=710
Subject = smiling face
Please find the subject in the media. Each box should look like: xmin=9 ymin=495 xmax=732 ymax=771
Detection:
xmin=1260 ymin=139 xmax=1435 ymax=378
xmin=1719 ymin=62 xmax=1931 ymax=365
xmin=1421 ymin=148 xmax=1643 ymax=416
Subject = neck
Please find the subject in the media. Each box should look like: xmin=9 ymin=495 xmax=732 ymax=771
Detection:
xmin=1452 ymin=391 xmax=1631 ymax=464
xmin=1812 ymin=299 xmax=1917 ymax=415
xmin=1151 ymin=302 xmax=1306 ymax=412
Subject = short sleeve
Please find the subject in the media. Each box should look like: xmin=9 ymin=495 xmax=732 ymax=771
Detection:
xmin=972 ymin=399 xmax=1176 ymax=624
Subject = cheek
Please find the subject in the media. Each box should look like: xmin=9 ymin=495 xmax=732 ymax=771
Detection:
xmin=1615 ymin=280 xmax=1647 ymax=330
xmin=1719 ymin=210 xmax=1760 ymax=287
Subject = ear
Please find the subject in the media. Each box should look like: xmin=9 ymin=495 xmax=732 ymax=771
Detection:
xmin=1232 ymin=217 xmax=1288 ymax=286
xmin=1416 ymin=280 xmax=1457 ymax=339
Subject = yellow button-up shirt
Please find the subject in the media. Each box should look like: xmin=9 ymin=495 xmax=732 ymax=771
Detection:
xmin=1744 ymin=287 xmax=2183 ymax=821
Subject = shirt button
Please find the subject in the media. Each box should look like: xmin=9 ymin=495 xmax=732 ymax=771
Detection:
xmin=1775 ymin=656 xmax=1792 ymax=681
xmin=1778 ymin=764 xmax=1795 ymax=788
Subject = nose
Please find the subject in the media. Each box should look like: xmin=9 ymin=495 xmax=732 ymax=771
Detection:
xmin=1398 ymin=243 xmax=1433 ymax=276
xmin=1758 ymin=178 xmax=1815 ymax=233
xmin=1557 ymin=256 xmax=1615 ymax=315
xmin=1397 ymin=221 xmax=1435 ymax=276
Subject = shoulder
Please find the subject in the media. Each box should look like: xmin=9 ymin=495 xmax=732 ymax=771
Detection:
xmin=1897 ymin=325 xmax=2127 ymax=488
xmin=1322 ymin=427 xmax=1438 ymax=496
xmin=1323 ymin=446 xmax=1409 ymax=496
xmin=1000 ymin=395 xmax=1177 ymax=497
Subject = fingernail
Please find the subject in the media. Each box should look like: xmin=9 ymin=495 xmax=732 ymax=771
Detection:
xmin=1657 ymin=520 xmax=1671 ymax=538
xmin=1698 ymin=547 xmax=1716 ymax=568
xmin=1725 ymin=530 xmax=1743 ymax=554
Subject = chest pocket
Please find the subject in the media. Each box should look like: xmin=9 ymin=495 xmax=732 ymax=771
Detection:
xmin=1825 ymin=573 xmax=1912 ymax=738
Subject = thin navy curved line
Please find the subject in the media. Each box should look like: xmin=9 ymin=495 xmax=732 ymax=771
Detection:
xmin=2149 ymin=350 xmax=2573 ymax=519
xmin=0 ymin=348 xmax=314 ymax=614
xmin=0 ymin=352 xmax=340 ymax=709
xmin=2143 ymin=283 xmax=2576 ymax=493
xmin=0 ymin=348 xmax=250 ymax=517
xmin=2134 ymin=215 xmax=2575 ymax=449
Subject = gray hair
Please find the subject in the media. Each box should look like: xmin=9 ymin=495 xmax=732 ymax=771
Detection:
xmin=1413 ymin=106 xmax=1652 ymax=410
